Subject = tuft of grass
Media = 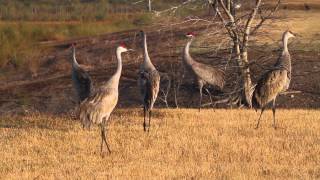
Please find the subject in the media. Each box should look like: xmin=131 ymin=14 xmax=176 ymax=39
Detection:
xmin=0 ymin=109 xmax=319 ymax=179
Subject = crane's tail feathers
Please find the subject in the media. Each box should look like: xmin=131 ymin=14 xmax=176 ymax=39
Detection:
xmin=217 ymin=69 xmax=226 ymax=90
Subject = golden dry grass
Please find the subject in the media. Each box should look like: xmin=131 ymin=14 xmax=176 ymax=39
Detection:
xmin=0 ymin=109 xmax=319 ymax=179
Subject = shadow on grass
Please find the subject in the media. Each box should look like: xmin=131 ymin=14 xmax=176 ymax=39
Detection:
xmin=0 ymin=115 xmax=77 ymax=131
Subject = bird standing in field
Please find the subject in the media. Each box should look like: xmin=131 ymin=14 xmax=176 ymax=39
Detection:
xmin=71 ymin=43 xmax=93 ymax=103
xmin=252 ymin=30 xmax=296 ymax=129
xmin=138 ymin=30 xmax=160 ymax=132
xmin=80 ymin=44 xmax=133 ymax=155
xmin=183 ymin=32 xmax=225 ymax=111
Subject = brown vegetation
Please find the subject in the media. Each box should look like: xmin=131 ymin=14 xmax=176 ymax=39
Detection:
xmin=1 ymin=9 xmax=320 ymax=114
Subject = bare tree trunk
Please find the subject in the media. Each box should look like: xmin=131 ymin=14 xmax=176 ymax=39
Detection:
xmin=240 ymin=0 xmax=262 ymax=107
xmin=173 ymin=80 xmax=180 ymax=108
xmin=240 ymin=51 xmax=253 ymax=107
xmin=230 ymin=0 xmax=236 ymax=16
xmin=148 ymin=0 xmax=152 ymax=12
xmin=214 ymin=0 xmax=263 ymax=107
xmin=226 ymin=0 xmax=231 ymax=11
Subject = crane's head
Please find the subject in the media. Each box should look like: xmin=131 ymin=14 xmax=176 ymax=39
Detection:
xmin=69 ymin=43 xmax=76 ymax=48
xmin=186 ymin=32 xmax=195 ymax=38
xmin=117 ymin=43 xmax=134 ymax=53
xmin=69 ymin=43 xmax=76 ymax=52
xmin=137 ymin=30 xmax=146 ymax=48
xmin=138 ymin=30 xmax=145 ymax=37
xmin=284 ymin=30 xmax=297 ymax=39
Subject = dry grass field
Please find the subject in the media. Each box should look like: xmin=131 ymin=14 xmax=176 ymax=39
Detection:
xmin=1 ymin=1 xmax=320 ymax=179
xmin=0 ymin=109 xmax=319 ymax=179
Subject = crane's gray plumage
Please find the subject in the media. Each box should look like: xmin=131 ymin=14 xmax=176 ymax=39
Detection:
xmin=252 ymin=30 xmax=296 ymax=129
xmin=71 ymin=44 xmax=93 ymax=103
xmin=138 ymin=30 xmax=160 ymax=132
xmin=183 ymin=32 xmax=225 ymax=111
xmin=80 ymin=45 xmax=132 ymax=155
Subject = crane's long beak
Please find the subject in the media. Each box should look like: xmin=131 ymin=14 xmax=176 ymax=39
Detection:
xmin=128 ymin=49 xmax=135 ymax=52
xmin=295 ymin=33 xmax=302 ymax=37
xmin=291 ymin=32 xmax=302 ymax=37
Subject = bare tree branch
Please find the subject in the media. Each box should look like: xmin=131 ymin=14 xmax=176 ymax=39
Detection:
xmin=243 ymin=0 xmax=262 ymax=49
xmin=158 ymin=72 xmax=172 ymax=108
xmin=132 ymin=0 xmax=144 ymax=5
xmin=211 ymin=0 xmax=234 ymax=39
xmin=251 ymin=0 xmax=281 ymax=34
xmin=154 ymin=0 xmax=197 ymax=16
xmin=218 ymin=0 xmax=235 ymax=22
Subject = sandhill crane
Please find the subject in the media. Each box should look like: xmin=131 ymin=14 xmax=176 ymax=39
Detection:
xmin=252 ymin=30 xmax=296 ymax=129
xmin=79 ymin=44 xmax=133 ymax=155
xmin=71 ymin=44 xmax=93 ymax=103
xmin=183 ymin=32 xmax=225 ymax=111
xmin=138 ymin=30 xmax=160 ymax=132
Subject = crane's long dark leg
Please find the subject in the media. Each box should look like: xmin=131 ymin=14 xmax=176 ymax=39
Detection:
xmin=100 ymin=118 xmax=104 ymax=153
xmin=199 ymin=90 xmax=203 ymax=112
xmin=255 ymin=107 xmax=265 ymax=129
xmin=148 ymin=110 xmax=152 ymax=132
xmin=100 ymin=118 xmax=111 ymax=155
xmin=143 ymin=106 xmax=147 ymax=132
xmin=272 ymin=98 xmax=277 ymax=129
xmin=204 ymin=88 xmax=214 ymax=108
xmin=100 ymin=124 xmax=103 ymax=154
xmin=198 ymin=83 xmax=203 ymax=112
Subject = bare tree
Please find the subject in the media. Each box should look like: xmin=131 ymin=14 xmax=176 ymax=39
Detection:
xmin=158 ymin=72 xmax=171 ymax=108
xmin=172 ymin=64 xmax=182 ymax=108
xmin=209 ymin=0 xmax=281 ymax=107
xmin=153 ymin=0 xmax=281 ymax=108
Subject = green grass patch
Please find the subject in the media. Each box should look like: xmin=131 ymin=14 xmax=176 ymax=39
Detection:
xmin=0 ymin=13 xmax=153 ymax=69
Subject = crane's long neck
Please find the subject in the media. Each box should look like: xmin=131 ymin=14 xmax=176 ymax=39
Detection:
xmin=276 ymin=33 xmax=291 ymax=72
xmin=183 ymin=38 xmax=195 ymax=65
xmin=142 ymin=33 xmax=155 ymax=70
xmin=283 ymin=32 xmax=290 ymax=53
xmin=110 ymin=48 xmax=123 ymax=88
xmin=72 ymin=47 xmax=80 ymax=69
